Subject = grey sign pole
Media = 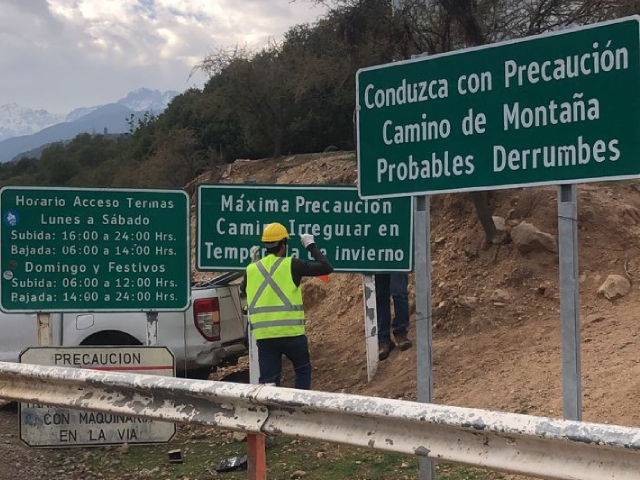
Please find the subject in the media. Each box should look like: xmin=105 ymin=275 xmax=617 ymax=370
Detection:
xmin=558 ymin=184 xmax=582 ymax=420
xmin=249 ymin=323 xmax=260 ymax=385
xmin=388 ymin=4 xmax=434 ymax=474
xmin=414 ymin=195 xmax=436 ymax=479
xmin=362 ymin=274 xmax=379 ymax=381
xmin=146 ymin=312 xmax=159 ymax=346
xmin=36 ymin=313 xmax=52 ymax=347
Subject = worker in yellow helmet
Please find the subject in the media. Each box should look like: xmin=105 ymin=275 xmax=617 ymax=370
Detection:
xmin=241 ymin=222 xmax=333 ymax=389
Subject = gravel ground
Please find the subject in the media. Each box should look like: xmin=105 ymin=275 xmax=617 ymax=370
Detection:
xmin=0 ymin=404 xmax=94 ymax=480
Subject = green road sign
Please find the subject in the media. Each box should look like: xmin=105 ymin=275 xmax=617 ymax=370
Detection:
xmin=197 ymin=185 xmax=413 ymax=272
xmin=0 ymin=187 xmax=190 ymax=313
xmin=356 ymin=17 xmax=640 ymax=198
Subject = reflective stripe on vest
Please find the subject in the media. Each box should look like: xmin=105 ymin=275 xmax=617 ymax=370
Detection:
xmin=250 ymin=319 xmax=305 ymax=330
xmin=246 ymin=255 xmax=305 ymax=340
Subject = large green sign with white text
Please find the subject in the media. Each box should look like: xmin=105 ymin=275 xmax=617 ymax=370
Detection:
xmin=197 ymin=185 xmax=413 ymax=272
xmin=356 ymin=17 xmax=640 ymax=198
xmin=0 ymin=187 xmax=190 ymax=313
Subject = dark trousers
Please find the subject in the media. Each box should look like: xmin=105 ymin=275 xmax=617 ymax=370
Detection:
xmin=375 ymin=273 xmax=409 ymax=345
xmin=257 ymin=335 xmax=312 ymax=390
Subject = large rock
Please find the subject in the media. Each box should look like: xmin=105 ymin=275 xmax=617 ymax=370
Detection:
xmin=458 ymin=295 xmax=478 ymax=308
xmin=597 ymin=275 xmax=631 ymax=300
xmin=492 ymin=216 xmax=508 ymax=233
xmin=490 ymin=289 xmax=511 ymax=304
xmin=511 ymin=221 xmax=557 ymax=255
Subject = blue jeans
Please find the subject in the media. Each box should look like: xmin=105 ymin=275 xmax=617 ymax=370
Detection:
xmin=375 ymin=273 xmax=409 ymax=345
xmin=257 ymin=335 xmax=312 ymax=390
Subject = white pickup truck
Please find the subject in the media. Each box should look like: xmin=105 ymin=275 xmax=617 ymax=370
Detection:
xmin=0 ymin=273 xmax=248 ymax=379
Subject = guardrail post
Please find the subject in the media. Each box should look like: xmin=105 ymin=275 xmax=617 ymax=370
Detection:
xmin=247 ymin=433 xmax=267 ymax=480
xmin=247 ymin=322 xmax=267 ymax=478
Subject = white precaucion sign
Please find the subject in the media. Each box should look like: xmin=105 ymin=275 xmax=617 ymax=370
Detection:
xmin=20 ymin=346 xmax=176 ymax=447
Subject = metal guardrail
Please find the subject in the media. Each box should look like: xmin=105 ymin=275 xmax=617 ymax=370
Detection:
xmin=1 ymin=361 xmax=640 ymax=480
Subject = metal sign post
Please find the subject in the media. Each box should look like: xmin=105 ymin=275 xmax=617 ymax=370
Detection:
xmin=36 ymin=313 xmax=52 ymax=347
xmin=146 ymin=312 xmax=158 ymax=346
xmin=414 ymin=195 xmax=436 ymax=480
xmin=558 ymin=184 xmax=582 ymax=420
xmin=248 ymin=324 xmax=260 ymax=385
xmin=362 ymin=274 xmax=379 ymax=381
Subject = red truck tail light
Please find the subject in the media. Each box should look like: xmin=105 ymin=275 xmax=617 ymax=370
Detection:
xmin=193 ymin=298 xmax=220 ymax=341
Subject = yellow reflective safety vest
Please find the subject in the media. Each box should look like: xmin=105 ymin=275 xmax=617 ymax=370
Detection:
xmin=246 ymin=255 xmax=305 ymax=340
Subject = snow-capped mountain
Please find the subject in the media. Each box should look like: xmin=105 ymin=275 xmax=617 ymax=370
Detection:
xmin=0 ymin=88 xmax=180 ymax=162
xmin=65 ymin=106 xmax=100 ymax=122
xmin=0 ymin=104 xmax=146 ymax=163
xmin=65 ymin=88 xmax=178 ymax=123
xmin=0 ymin=88 xmax=178 ymax=163
xmin=117 ymin=88 xmax=178 ymax=112
xmin=0 ymin=104 xmax=64 ymax=142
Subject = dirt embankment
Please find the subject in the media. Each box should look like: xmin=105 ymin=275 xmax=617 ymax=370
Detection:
xmin=198 ymin=151 xmax=640 ymax=429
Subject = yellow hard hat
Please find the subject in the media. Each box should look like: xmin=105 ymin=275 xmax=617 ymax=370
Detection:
xmin=262 ymin=222 xmax=289 ymax=243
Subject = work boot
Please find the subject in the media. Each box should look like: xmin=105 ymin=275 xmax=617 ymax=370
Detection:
xmin=378 ymin=341 xmax=395 ymax=361
xmin=394 ymin=331 xmax=412 ymax=351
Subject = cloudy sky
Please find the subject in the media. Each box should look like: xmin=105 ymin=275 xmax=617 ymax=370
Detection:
xmin=0 ymin=0 xmax=326 ymax=114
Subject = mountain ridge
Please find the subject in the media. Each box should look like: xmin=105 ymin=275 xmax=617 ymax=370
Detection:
xmin=0 ymin=104 xmax=64 ymax=142
xmin=0 ymin=88 xmax=178 ymax=163
xmin=65 ymin=87 xmax=178 ymax=123
xmin=0 ymin=104 xmax=139 ymax=163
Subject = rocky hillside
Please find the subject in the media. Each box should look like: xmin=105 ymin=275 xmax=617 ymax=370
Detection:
xmin=193 ymin=151 xmax=640 ymax=430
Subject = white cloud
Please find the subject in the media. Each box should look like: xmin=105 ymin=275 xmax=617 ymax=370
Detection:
xmin=0 ymin=0 xmax=325 ymax=112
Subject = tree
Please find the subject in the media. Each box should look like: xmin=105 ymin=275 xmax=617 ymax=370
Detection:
xmin=140 ymin=128 xmax=213 ymax=188
xmin=38 ymin=143 xmax=79 ymax=185
xmin=192 ymin=8 xmax=403 ymax=159
xmin=195 ymin=45 xmax=294 ymax=158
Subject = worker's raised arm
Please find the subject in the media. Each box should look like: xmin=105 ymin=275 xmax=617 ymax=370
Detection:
xmin=291 ymin=234 xmax=333 ymax=286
